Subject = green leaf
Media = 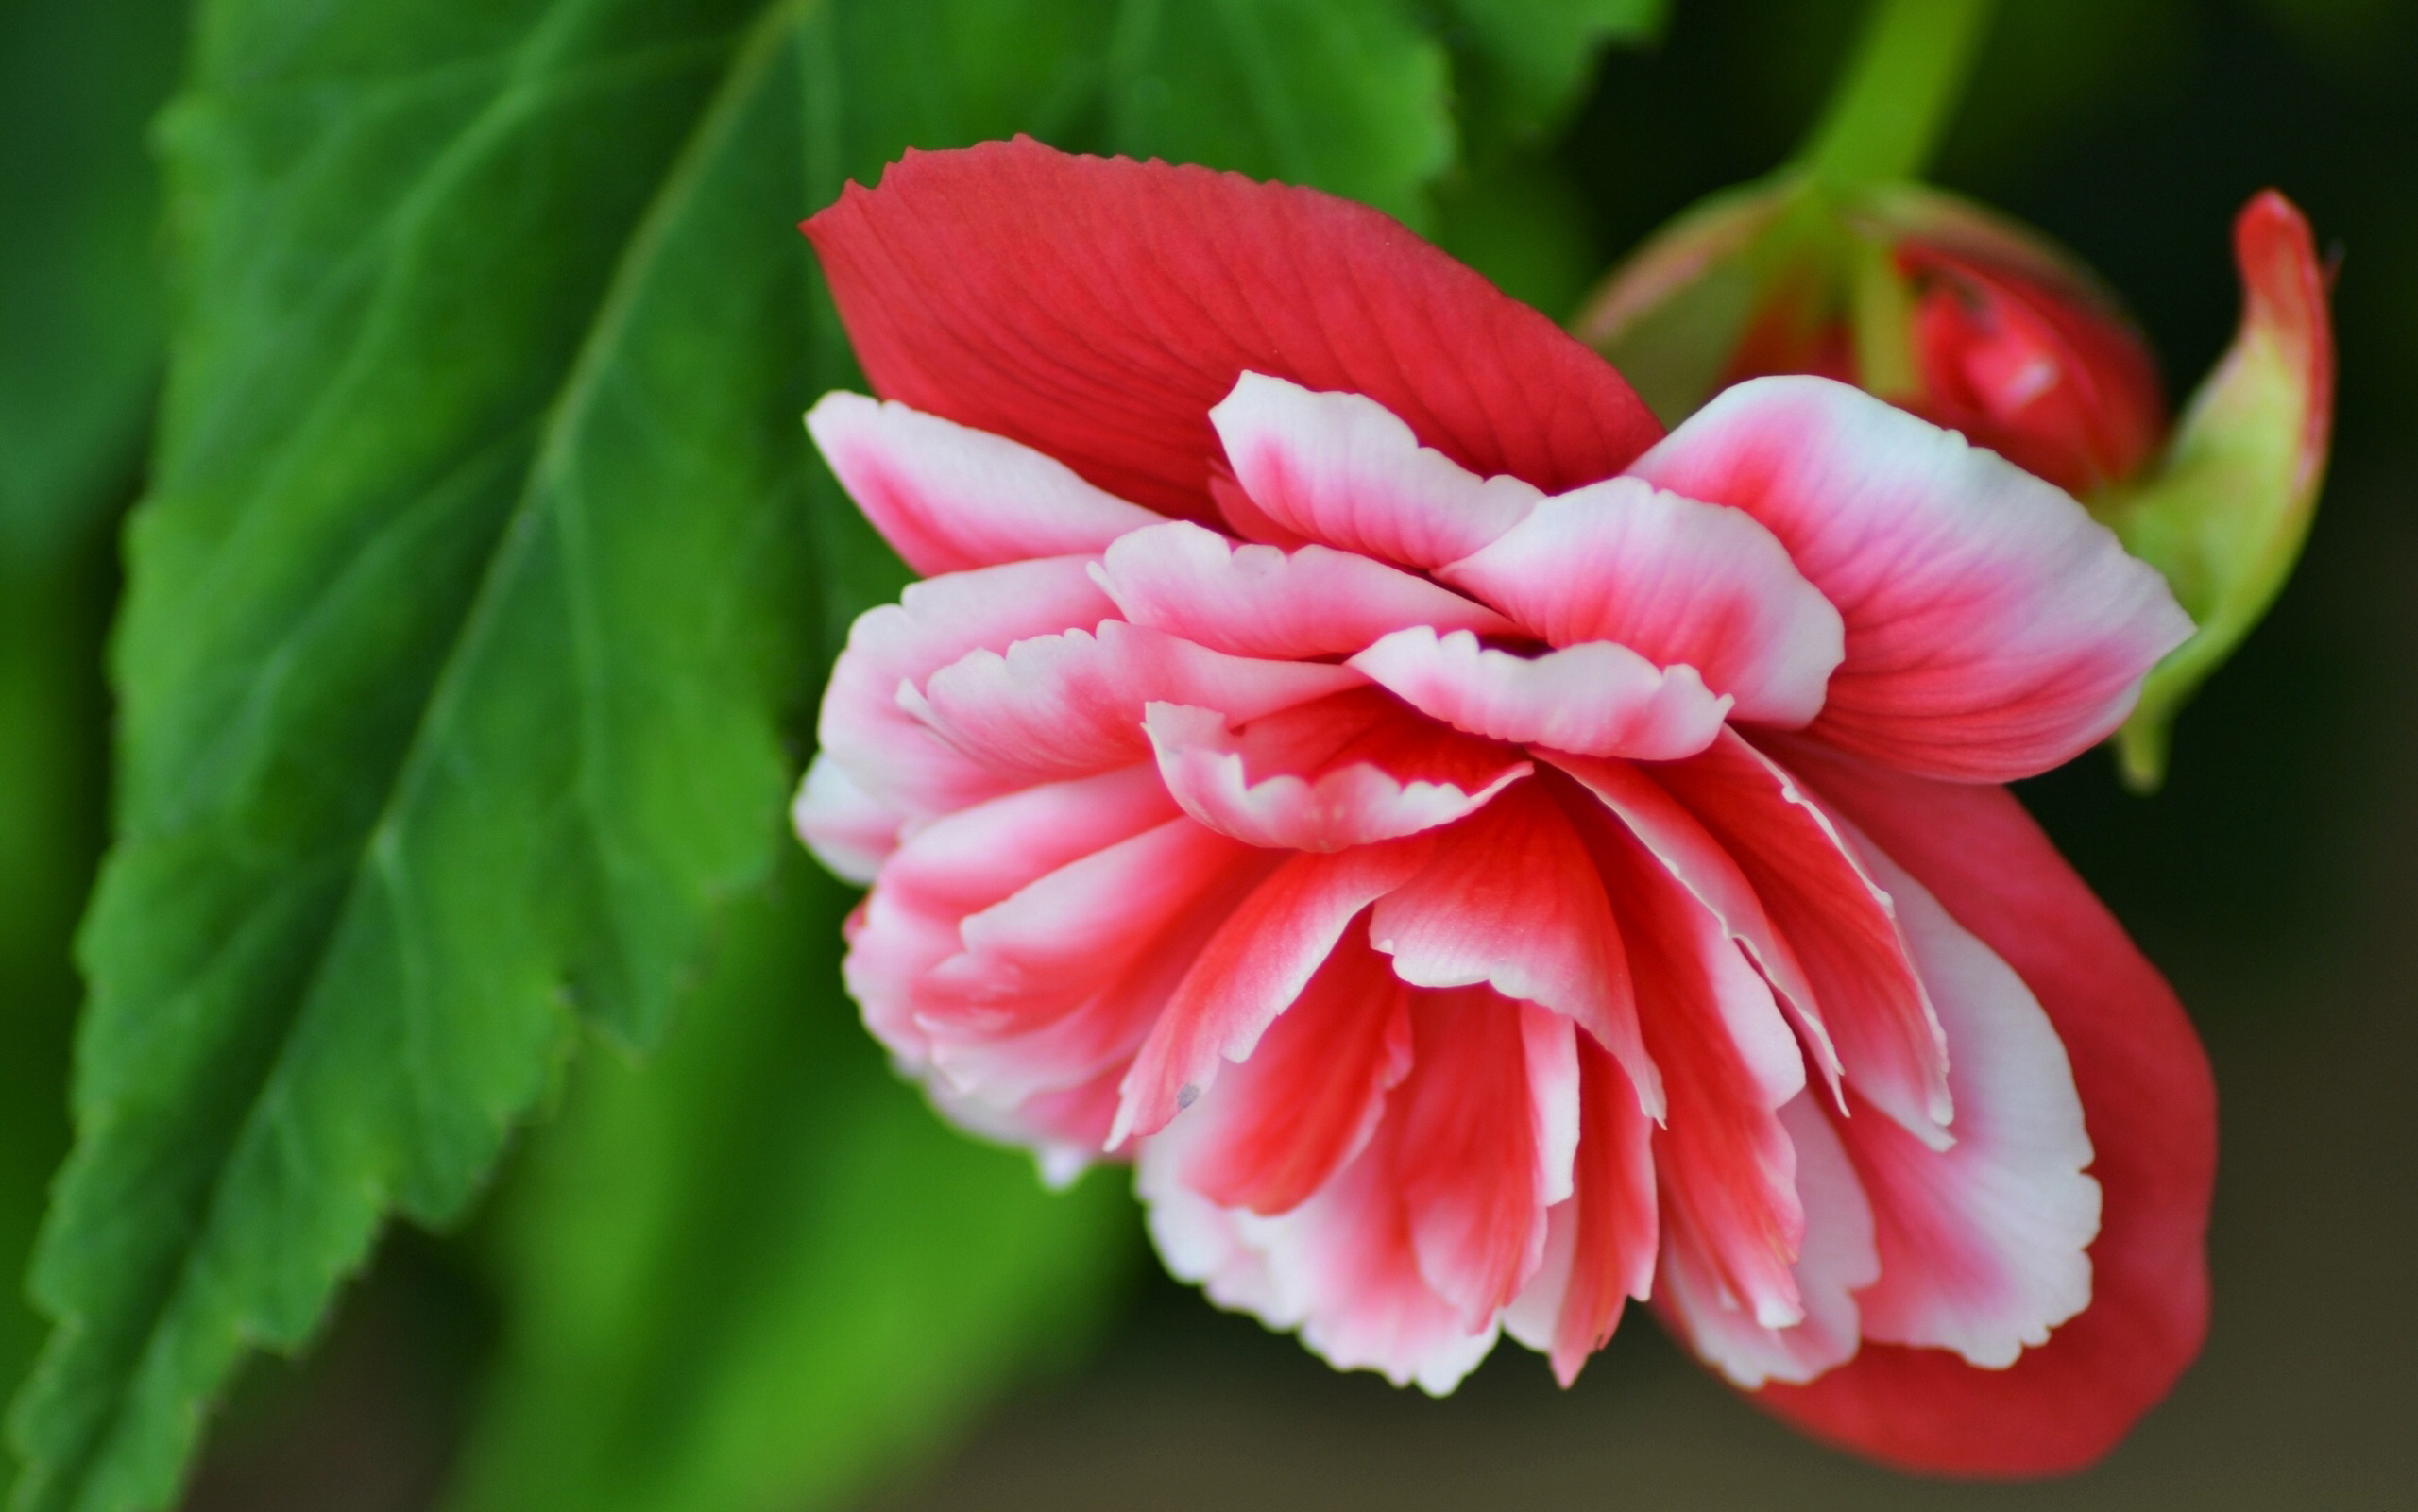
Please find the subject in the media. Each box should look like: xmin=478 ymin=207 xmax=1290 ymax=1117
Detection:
xmin=1438 ymin=0 xmax=1666 ymax=139
xmin=1105 ymin=0 xmax=1455 ymax=229
xmin=0 ymin=550 xmax=116 ymax=1483
xmin=447 ymin=855 xmax=1134 ymax=1512
xmin=11 ymin=1 xmax=820 ymax=1505
xmin=0 ymin=0 xmax=188 ymax=568
xmin=10 ymin=0 xmax=1484 ymax=1506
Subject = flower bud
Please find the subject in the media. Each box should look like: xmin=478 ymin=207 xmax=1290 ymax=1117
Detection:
xmin=1577 ymin=180 xmax=2335 ymax=787
xmin=2102 ymin=192 xmax=2336 ymax=789
xmin=1575 ymin=176 xmax=2167 ymax=497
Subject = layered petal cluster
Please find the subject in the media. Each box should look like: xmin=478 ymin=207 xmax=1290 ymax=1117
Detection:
xmin=793 ymin=139 xmax=2217 ymax=1474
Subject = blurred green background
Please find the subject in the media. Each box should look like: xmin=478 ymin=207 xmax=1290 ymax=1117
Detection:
xmin=4 ymin=0 xmax=2414 ymax=1509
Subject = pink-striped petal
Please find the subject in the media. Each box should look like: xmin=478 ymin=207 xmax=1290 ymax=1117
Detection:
xmin=1352 ymin=628 xmax=1730 ymax=760
xmin=1587 ymin=814 xmax=1808 ymax=1330
xmin=820 ymin=555 xmax=1116 ymax=818
xmin=1146 ymin=699 xmax=1530 ymax=852
xmin=1210 ymin=373 xmax=1542 ymax=570
xmin=1141 ymin=1110 xmax=1501 ymax=1395
xmin=842 ymin=764 xmax=1179 ymax=1062
xmin=1394 ymin=990 xmax=1574 ymax=1328
xmin=807 ymin=391 xmax=1164 ymax=575
xmin=1501 ymin=1037 xmax=1659 ymax=1385
xmin=1551 ymin=753 xmax=1841 ymax=1104
xmin=1830 ymin=834 xmax=2099 ymax=1368
xmin=1626 ymin=376 xmax=2191 ymax=781
xmin=1660 ymin=1095 xmax=1879 ymax=1387
xmin=1442 ymin=479 xmax=1843 ymax=726
xmin=1754 ymin=741 xmax=2212 ymax=1474
xmin=791 ymin=753 xmax=907 ymax=885
xmin=1094 ymin=519 xmax=1515 ymax=658
xmin=1113 ymin=839 xmax=1437 ymax=1147
xmin=1367 ymin=783 xmax=1663 ymax=1118
xmin=1184 ymin=934 xmax=1414 ymax=1215
xmin=1650 ymin=732 xmax=1952 ymax=1147
xmin=916 ymin=817 xmax=1265 ymax=1037
xmin=911 ymin=619 xmax=1363 ymax=787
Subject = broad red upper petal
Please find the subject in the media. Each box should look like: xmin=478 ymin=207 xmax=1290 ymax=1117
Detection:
xmin=804 ymin=138 xmax=1663 ymax=521
xmin=1751 ymin=739 xmax=2216 ymax=1477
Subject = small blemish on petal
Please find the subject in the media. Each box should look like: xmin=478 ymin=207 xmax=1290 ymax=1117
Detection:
xmin=1177 ymin=1082 xmax=1201 ymax=1111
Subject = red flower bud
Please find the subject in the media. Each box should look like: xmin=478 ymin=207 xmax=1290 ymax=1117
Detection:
xmin=1578 ymin=179 xmax=2168 ymax=498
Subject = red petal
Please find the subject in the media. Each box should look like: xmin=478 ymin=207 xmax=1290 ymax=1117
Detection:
xmin=2233 ymin=189 xmax=2336 ymax=505
xmin=1145 ymin=692 xmax=1532 ymax=853
xmin=1649 ymin=732 xmax=1951 ymax=1147
xmin=1626 ymin=378 xmax=2190 ymax=782
xmin=1393 ymin=990 xmax=1570 ymax=1328
xmin=1581 ymin=808 xmax=1809 ymax=1332
xmin=1503 ymin=1037 xmax=1660 ymax=1386
xmin=1751 ymin=739 xmax=2216 ymax=1476
xmin=1369 ymin=782 xmax=1660 ymax=1118
xmin=1183 ymin=934 xmax=1413 ymax=1215
xmin=804 ymin=138 xmax=1662 ymax=521
xmin=1114 ymin=840 xmax=1436 ymax=1146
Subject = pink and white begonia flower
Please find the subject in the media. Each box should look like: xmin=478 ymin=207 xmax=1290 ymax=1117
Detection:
xmin=790 ymin=138 xmax=2220 ymax=1475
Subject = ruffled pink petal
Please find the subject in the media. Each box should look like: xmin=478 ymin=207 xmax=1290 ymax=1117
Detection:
xmin=1502 ymin=1036 xmax=1659 ymax=1385
xmin=1367 ymin=782 xmax=1662 ymax=1118
xmin=1093 ymin=518 xmax=1514 ymax=659
xmin=820 ymin=555 xmax=1116 ymax=818
xmin=1146 ymin=699 xmax=1530 ymax=852
xmin=1441 ymin=479 xmax=1843 ymax=727
xmin=1393 ymin=991 xmax=1575 ymax=1328
xmin=913 ymin=833 xmax=1275 ymax=1177
xmin=928 ymin=1061 xmax=1125 ymax=1189
xmin=1141 ymin=1109 xmax=1501 ymax=1395
xmin=1182 ymin=934 xmax=1414 ymax=1215
xmin=1825 ymin=833 xmax=2099 ymax=1368
xmin=791 ymin=753 xmax=906 ymax=886
xmin=915 ymin=816 xmax=1266 ymax=1045
xmin=1208 ymin=374 xmax=1543 ymax=570
xmin=1549 ymin=754 xmax=1840 ymax=1105
xmin=911 ymin=619 xmax=1363 ymax=787
xmin=805 ymin=138 xmax=1661 ymax=522
xmin=1351 ymin=628 xmax=1730 ymax=761
xmin=1585 ymin=812 xmax=1808 ymax=1331
xmin=1649 ymin=732 xmax=1951 ymax=1147
xmin=1113 ymin=839 xmax=1438 ymax=1147
xmin=1660 ymin=1095 xmax=1879 ymax=1387
xmin=1753 ymin=739 xmax=2215 ymax=1476
xmin=1626 ymin=376 xmax=2191 ymax=781
xmin=842 ymin=764 xmax=1179 ymax=1062
xmin=806 ymin=391 xmax=1165 ymax=575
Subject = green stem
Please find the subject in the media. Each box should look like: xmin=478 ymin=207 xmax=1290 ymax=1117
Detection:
xmin=1799 ymin=0 xmax=1997 ymax=186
